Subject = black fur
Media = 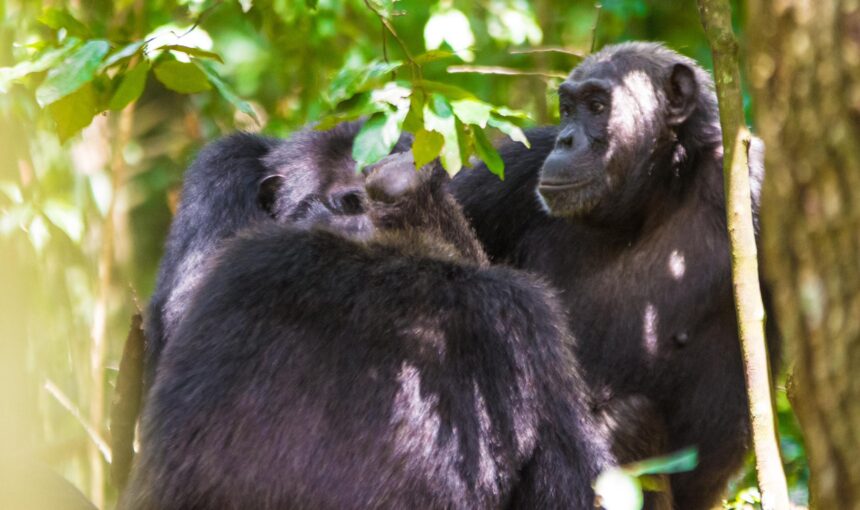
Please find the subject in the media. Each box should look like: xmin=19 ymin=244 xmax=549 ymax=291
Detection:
xmin=450 ymin=42 xmax=780 ymax=509
xmin=121 ymin=156 xmax=613 ymax=509
xmin=144 ymin=121 xmax=410 ymax=390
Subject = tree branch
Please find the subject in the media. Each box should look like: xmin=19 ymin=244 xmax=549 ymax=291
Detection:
xmin=696 ymin=1 xmax=790 ymax=509
xmin=109 ymin=313 xmax=145 ymax=490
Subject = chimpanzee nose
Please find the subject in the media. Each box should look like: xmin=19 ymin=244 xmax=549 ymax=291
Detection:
xmin=327 ymin=190 xmax=366 ymax=215
xmin=556 ymin=131 xmax=574 ymax=149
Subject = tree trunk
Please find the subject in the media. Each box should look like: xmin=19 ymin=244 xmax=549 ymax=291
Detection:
xmin=748 ymin=1 xmax=860 ymax=507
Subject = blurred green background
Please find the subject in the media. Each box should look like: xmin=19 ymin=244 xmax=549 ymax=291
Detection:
xmin=0 ymin=0 xmax=805 ymax=508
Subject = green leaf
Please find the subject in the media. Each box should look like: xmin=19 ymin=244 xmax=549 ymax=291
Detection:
xmin=594 ymin=468 xmax=644 ymax=510
xmin=451 ymin=99 xmax=493 ymax=128
xmin=28 ymin=215 xmax=50 ymax=254
xmin=413 ymin=50 xmax=456 ymax=65
xmin=412 ymin=129 xmax=444 ymax=168
xmin=403 ymin=92 xmax=425 ymax=133
xmin=305 ymin=0 xmax=318 ymax=9
xmin=352 ymin=111 xmax=403 ymax=170
xmin=159 ymin=45 xmax=224 ymax=63
xmin=197 ymin=63 xmax=259 ymax=124
xmin=627 ymin=448 xmax=698 ymax=477
xmin=0 ymin=203 xmax=33 ymax=237
xmin=0 ymin=39 xmax=81 ymax=93
xmin=412 ymin=79 xmax=477 ymax=100
xmin=423 ymin=94 xmax=461 ymax=173
xmin=36 ymin=39 xmax=110 ymax=107
xmin=47 ymin=83 xmax=98 ymax=142
xmin=109 ymin=61 xmax=149 ymax=111
xmin=473 ymin=127 xmax=505 ymax=178
xmin=101 ymin=40 xmax=145 ymax=69
xmin=42 ymin=200 xmax=84 ymax=242
xmin=38 ymin=8 xmax=90 ymax=38
xmin=489 ymin=115 xmax=530 ymax=148
xmin=0 ymin=182 xmax=23 ymax=204
xmin=153 ymin=59 xmax=211 ymax=94
xmin=424 ymin=7 xmax=475 ymax=62
xmin=327 ymin=60 xmax=403 ymax=105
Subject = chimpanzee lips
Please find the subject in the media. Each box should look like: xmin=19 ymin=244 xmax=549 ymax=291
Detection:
xmin=538 ymin=178 xmax=593 ymax=192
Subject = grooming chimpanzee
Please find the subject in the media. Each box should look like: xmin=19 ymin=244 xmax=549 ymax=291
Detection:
xmin=450 ymin=42 xmax=779 ymax=509
xmin=143 ymin=121 xmax=411 ymax=390
xmin=120 ymin=153 xmax=613 ymax=510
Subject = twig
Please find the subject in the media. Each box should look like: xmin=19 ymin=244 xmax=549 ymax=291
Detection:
xmin=447 ymin=65 xmax=567 ymax=80
xmin=696 ymin=1 xmax=790 ymax=509
xmin=109 ymin=313 xmax=146 ymax=490
xmin=44 ymin=379 xmax=112 ymax=464
xmin=590 ymin=3 xmax=602 ymax=53
xmin=510 ymin=46 xmax=586 ymax=58
xmin=363 ymin=0 xmax=420 ymax=79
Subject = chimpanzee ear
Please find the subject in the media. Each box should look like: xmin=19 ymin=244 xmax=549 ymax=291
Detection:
xmin=258 ymin=174 xmax=285 ymax=217
xmin=665 ymin=63 xmax=698 ymax=126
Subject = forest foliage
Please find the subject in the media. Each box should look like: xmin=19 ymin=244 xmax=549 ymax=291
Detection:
xmin=0 ymin=0 xmax=807 ymax=508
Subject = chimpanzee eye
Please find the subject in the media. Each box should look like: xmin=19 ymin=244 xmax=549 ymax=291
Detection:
xmin=588 ymin=100 xmax=606 ymax=114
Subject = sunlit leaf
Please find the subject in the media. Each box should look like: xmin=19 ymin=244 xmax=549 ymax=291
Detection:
xmin=0 ymin=204 xmax=34 ymax=237
xmin=412 ymin=79 xmax=477 ymax=101
xmin=109 ymin=61 xmax=149 ymax=111
xmin=101 ymin=40 xmax=146 ymax=69
xmin=0 ymin=182 xmax=23 ymax=204
xmin=412 ymin=129 xmax=444 ymax=168
xmin=89 ymin=172 xmax=112 ymax=218
xmin=627 ymin=448 xmax=698 ymax=476
xmin=0 ymin=38 xmax=81 ymax=92
xmin=239 ymin=0 xmax=254 ymax=12
xmin=327 ymin=60 xmax=403 ymax=105
xmin=488 ymin=115 xmax=530 ymax=148
xmin=424 ymin=7 xmax=475 ymax=62
xmin=492 ymin=105 xmax=532 ymax=120
xmin=42 ymin=200 xmax=84 ymax=242
xmin=36 ymin=39 xmax=110 ymax=107
xmin=352 ymin=111 xmax=403 ymax=170
xmin=403 ymin=92 xmax=425 ymax=133
xmin=154 ymin=59 xmax=211 ymax=94
xmin=451 ymin=99 xmax=492 ymax=128
xmin=473 ymin=127 xmax=504 ymax=178
xmin=28 ymin=215 xmax=50 ymax=254
xmin=198 ymin=63 xmax=259 ymax=124
xmin=413 ymin=49 xmax=456 ymax=65
xmin=38 ymin=8 xmax=90 ymax=38
xmin=370 ymin=82 xmax=411 ymax=109
xmin=47 ymin=83 xmax=98 ymax=142
xmin=594 ymin=468 xmax=644 ymax=510
xmin=423 ymin=95 xmax=460 ymax=173
xmin=160 ymin=45 xmax=224 ymax=63
xmin=486 ymin=4 xmax=543 ymax=46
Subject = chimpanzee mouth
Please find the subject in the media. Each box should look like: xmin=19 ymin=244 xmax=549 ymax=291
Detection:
xmin=538 ymin=178 xmax=593 ymax=192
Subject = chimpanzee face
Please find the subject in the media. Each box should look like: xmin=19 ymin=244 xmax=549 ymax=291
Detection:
xmin=538 ymin=47 xmax=699 ymax=219
xmin=258 ymin=153 xmax=374 ymax=240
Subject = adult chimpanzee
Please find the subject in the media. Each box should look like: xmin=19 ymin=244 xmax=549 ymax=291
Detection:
xmin=450 ymin=42 xmax=779 ymax=509
xmin=143 ymin=121 xmax=411 ymax=390
xmin=120 ymin=153 xmax=614 ymax=510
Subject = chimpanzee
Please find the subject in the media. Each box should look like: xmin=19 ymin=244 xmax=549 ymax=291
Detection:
xmin=120 ymin=153 xmax=614 ymax=510
xmin=450 ymin=42 xmax=780 ymax=509
xmin=143 ymin=121 xmax=411 ymax=390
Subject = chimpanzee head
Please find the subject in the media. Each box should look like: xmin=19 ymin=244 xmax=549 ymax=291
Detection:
xmin=256 ymin=123 xmax=411 ymax=240
xmin=538 ymin=42 xmax=719 ymax=221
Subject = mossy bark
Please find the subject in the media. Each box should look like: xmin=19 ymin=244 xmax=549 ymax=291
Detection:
xmin=748 ymin=0 xmax=860 ymax=507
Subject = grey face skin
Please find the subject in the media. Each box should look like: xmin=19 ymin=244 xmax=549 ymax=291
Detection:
xmin=538 ymin=45 xmax=701 ymax=220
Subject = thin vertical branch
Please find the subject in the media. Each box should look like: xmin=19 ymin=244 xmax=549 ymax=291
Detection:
xmin=696 ymin=1 xmax=790 ymax=509
xmin=109 ymin=313 xmax=145 ymax=490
